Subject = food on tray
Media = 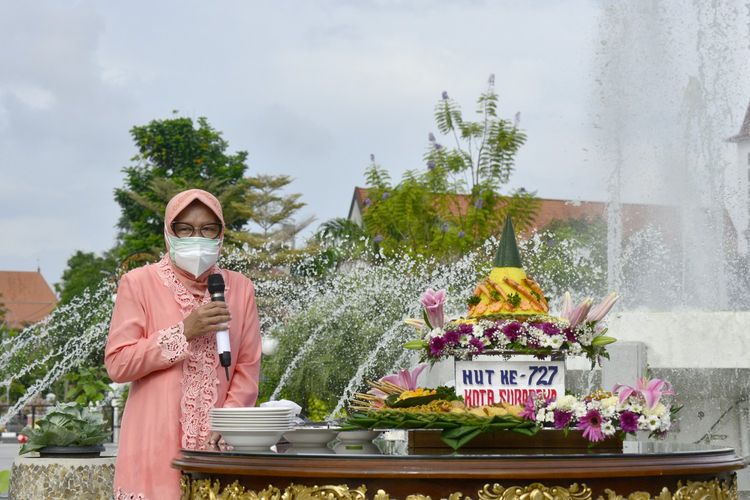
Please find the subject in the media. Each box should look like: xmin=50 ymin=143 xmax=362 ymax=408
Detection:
xmin=467 ymin=216 xmax=549 ymax=319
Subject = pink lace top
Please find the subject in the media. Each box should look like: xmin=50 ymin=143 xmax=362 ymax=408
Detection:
xmin=105 ymin=257 xmax=261 ymax=500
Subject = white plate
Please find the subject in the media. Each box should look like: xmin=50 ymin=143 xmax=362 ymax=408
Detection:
xmin=211 ymin=420 xmax=293 ymax=427
xmin=211 ymin=417 xmax=293 ymax=423
xmin=283 ymin=428 xmax=339 ymax=447
xmin=212 ymin=426 xmax=292 ymax=432
xmin=220 ymin=429 xmax=284 ymax=449
xmin=337 ymin=430 xmax=381 ymax=442
xmin=211 ymin=408 xmax=292 ymax=414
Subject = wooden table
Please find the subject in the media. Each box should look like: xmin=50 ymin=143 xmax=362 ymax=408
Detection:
xmin=174 ymin=441 xmax=744 ymax=499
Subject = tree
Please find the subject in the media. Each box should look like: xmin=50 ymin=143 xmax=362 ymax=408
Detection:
xmin=114 ymin=114 xmax=254 ymax=261
xmin=360 ymin=76 xmax=538 ymax=258
xmin=54 ymin=251 xmax=117 ymax=305
xmin=241 ymin=174 xmax=314 ymax=248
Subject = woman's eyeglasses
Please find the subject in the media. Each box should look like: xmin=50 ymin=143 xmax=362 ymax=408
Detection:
xmin=171 ymin=222 xmax=222 ymax=239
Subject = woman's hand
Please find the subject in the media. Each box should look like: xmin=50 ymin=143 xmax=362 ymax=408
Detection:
xmin=206 ymin=431 xmax=232 ymax=451
xmin=183 ymin=302 xmax=231 ymax=340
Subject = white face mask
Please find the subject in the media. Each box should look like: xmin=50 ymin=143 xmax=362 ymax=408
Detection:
xmin=166 ymin=234 xmax=221 ymax=278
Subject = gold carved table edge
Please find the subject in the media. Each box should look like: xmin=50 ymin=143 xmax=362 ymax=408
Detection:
xmin=180 ymin=476 xmax=739 ymax=500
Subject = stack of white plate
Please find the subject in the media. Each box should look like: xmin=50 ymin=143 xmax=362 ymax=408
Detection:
xmin=210 ymin=407 xmax=293 ymax=450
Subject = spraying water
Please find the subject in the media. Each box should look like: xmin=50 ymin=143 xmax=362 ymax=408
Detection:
xmin=596 ymin=0 xmax=750 ymax=310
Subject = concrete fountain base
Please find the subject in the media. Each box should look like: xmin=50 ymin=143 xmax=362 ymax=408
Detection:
xmin=601 ymin=311 xmax=750 ymax=494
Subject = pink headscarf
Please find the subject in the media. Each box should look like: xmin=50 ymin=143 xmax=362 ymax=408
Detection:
xmin=164 ymin=189 xmax=225 ymax=297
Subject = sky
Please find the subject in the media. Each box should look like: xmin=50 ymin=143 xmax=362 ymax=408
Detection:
xmin=0 ymin=0 xmax=606 ymax=288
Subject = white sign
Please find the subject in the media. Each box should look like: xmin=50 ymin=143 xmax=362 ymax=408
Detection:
xmin=455 ymin=358 xmax=565 ymax=408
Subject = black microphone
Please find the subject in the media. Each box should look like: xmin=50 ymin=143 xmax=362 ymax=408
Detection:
xmin=208 ymin=274 xmax=231 ymax=380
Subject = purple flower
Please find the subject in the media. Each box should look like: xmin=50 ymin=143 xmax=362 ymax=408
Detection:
xmin=501 ymin=322 xmax=522 ymax=342
xmin=382 ymin=191 xmax=390 ymax=200
xmin=458 ymin=230 xmax=465 ymax=238
xmin=578 ymin=409 xmax=605 ymax=442
xmin=537 ymin=322 xmax=561 ymax=336
xmin=483 ymin=326 xmax=498 ymax=339
xmin=429 ymin=336 xmax=446 ymax=356
xmin=474 ymin=199 xmax=484 ymax=209
xmin=520 ymin=394 xmax=537 ymax=421
xmin=469 ymin=337 xmax=485 ymax=353
xmin=457 ymin=323 xmax=474 ymax=335
xmin=370 ymin=153 xmax=375 ymax=162
xmin=420 ymin=288 xmax=447 ymax=329
xmin=373 ymin=234 xmax=384 ymax=243
xmin=488 ymin=73 xmax=495 ymax=85
xmin=428 ymin=132 xmax=436 ymax=142
xmin=619 ymin=411 xmax=639 ymax=433
xmin=427 ymin=160 xmax=436 ymax=170
xmin=563 ymin=327 xmax=576 ymax=342
xmin=363 ymin=198 xmax=372 ymax=207
xmin=433 ymin=143 xmax=443 ymax=151
xmin=441 ymin=91 xmax=449 ymax=100
xmin=441 ymin=222 xmax=449 ymax=233
xmin=443 ymin=330 xmax=460 ymax=345
xmin=553 ymin=409 xmax=573 ymax=430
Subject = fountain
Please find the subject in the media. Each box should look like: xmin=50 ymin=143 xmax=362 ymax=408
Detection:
xmin=595 ymin=0 xmax=750 ymax=491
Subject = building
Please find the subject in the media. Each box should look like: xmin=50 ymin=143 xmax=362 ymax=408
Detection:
xmin=0 ymin=270 xmax=58 ymax=330
xmin=727 ymin=99 xmax=750 ymax=255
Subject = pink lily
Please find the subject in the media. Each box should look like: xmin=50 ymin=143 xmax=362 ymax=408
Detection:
xmin=381 ymin=364 xmax=427 ymax=390
xmin=613 ymin=377 xmax=674 ymax=409
xmin=561 ymin=292 xmax=573 ymax=319
xmin=368 ymin=364 xmax=428 ymax=404
xmin=586 ymin=292 xmax=619 ymax=322
xmin=404 ymin=318 xmax=426 ymax=331
xmin=420 ymin=288 xmax=447 ymax=329
xmin=564 ymin=298 xmax=592 ymax=329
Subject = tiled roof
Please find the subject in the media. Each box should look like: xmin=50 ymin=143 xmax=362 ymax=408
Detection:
xmin=0 ymin=271 xmax=57 ymax=330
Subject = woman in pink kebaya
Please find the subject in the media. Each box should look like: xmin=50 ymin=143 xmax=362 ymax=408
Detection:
xmin=105 ymin=189 xmax=262 ymax=499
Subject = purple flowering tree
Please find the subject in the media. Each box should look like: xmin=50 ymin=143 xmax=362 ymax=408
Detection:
xmin=352 ymin=77 xmax=538 ymax=259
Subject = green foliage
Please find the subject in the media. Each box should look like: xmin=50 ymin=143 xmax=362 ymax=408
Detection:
xmin=0 ymin=469 xmax=8 ymax=494
xmin=360 ymin=78 xmax=538 ymax=259
xmin=344 ymin=409 xmax=536 ymax=450
xmin=56 ymin=366 xmax=112 ymax=406
xmin=55 ymin=251 xmax=117 ymax=306
xmin=19 ymin=403 xmax=110 ymax=455
xmin=114 ymin=114 xmax=253 ymax=260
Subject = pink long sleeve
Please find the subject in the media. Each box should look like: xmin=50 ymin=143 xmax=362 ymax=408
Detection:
xmin=105 ymin=273 xmax=190 ymax=383
xmin=223 ymin=282 xmax=262 ymax=408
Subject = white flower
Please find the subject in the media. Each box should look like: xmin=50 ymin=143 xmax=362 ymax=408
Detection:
xmin=567 ymin=343 xmax=583 ymax=355
xmin=643 ymin=403 xmax=666 ymax=417
xmin=429 ymin=328 xmax=445 ymax=338
xmin=536 ymin=409 xmax=547 ymax=422
xmin=555 ymin=395 xmax=578 ymax=411
xmin=573 ymin=402 xmax=588 ymax=418
xmin=600 ymin=396 xmax=618 ymax=418
xmin=545 ymin=411 xmax=555 ymax=423
xmin=629 ymin=403 xmax=643 ymax=414
xmin=659 ymin=414 xmax=671 ymax=432
xmin=549 ymin=335 xmax=564 ymax=349
xmin=471 ymin=324 xmax=484 ymax=338
xmin=601 ymin=421 xmax=616 ymax=436
xmin=647 ymin=416 xmax=660 ymax=431
xmin=637 ymin=415 xmax=649 ymax=431
xmin=459 ymin=334 xmax=470 ymax=346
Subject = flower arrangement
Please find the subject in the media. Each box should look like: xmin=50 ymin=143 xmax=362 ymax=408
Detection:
xmin=405 ymin=288 xmax=618 ymax=366
xmin=520 ymin=377 xmax=679 ymax=443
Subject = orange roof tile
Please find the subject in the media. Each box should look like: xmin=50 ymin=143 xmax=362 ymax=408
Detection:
xmin=0 ymin=271 xmax=58 ymax=330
